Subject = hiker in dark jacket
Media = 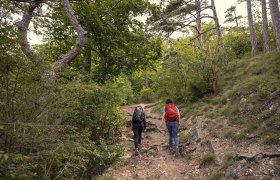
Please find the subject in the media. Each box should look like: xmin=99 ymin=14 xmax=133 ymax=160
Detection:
xmin=132 ymin=104 xmax=146 ymax=155
xmin=160 ymin=99 xmax=180 ymax=156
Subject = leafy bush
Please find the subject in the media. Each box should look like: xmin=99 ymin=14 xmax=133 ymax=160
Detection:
xmin=138 ymin=87 xmax=157 ymax=102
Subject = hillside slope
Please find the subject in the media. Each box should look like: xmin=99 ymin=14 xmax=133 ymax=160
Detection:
xmin=99 ymin=53 xmax=280 ymax=179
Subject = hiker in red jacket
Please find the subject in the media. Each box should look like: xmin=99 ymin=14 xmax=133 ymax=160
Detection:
xmin=160 ymin=99 xmax=180 ymax=156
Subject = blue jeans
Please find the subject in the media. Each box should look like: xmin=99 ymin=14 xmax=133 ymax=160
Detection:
xmin=166 ymin=121 xmax=179 ymax=148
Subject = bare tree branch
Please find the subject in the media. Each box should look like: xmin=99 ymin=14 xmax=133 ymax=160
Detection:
xmin=50 ymin=0 xmax=88 ymax=70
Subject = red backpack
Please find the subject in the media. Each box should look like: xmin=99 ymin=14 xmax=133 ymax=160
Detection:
xmin=164 ymin=103 xmax=178 ymax=121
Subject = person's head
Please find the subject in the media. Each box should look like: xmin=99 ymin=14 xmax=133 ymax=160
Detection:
xmin=165 ymin=99 xmax=173 ymax=104
xmin=138 ymin=104 xmax=145 ymax=110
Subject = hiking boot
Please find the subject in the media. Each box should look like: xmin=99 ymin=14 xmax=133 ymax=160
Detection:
xmin=135 ymin=148 xmax=139 ymax=156
xmin=138 ymin=144 xmax=141 ymax=150
xmin=175 ymin=146 xmax=180 ymax=157
xmin=168 ymin=146 xmax=174 ymax=154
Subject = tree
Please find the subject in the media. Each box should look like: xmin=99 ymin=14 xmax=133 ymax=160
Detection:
xmin=224 ymin=5 xmax=243 ymax=28
xmin=246 ymin=0 xmax=258 ymax=55
xmin=211 ymin=0 xmax=227 ymax=64
xmin=261 ymin=0 xmax=270 ymax=53
xmin=12 ymin=0 xmax=88 ymax=72
xmin=195 ymin=0 xmax=202 ymax=49
xmin=268 ymin=0 xmax=280 ymax=51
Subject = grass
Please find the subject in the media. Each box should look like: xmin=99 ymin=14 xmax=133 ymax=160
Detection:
xmin=199 ymin=152 xmax=215 ymax=167
xmin=233 ymin=131 xmax=246 ymax=143
xmin=96 ymin=175 xmax=115 ymax=180
xmin=177 ymin=52 xmax=280 ymax=144
xmin=210 ymin=170 xmax=224 ymax=180
xmin=179 ymin=132 xmax=188 ymax=143
xmin=221 ymin=153 xmax=235 ymax=169
xmin=223 ymin=129 xmax=235 ymax=139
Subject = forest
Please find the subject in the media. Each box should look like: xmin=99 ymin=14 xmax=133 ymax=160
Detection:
xmin=0 ymin=0 xmax=280 ymax=179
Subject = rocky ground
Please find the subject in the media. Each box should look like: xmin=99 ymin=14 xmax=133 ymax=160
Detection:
xmin=104 ymin=103 xmax=280 ymax=180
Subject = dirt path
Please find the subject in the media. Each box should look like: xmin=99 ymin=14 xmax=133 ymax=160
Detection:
xmin=105 ymin=103 xmax=280 ymax=180
xmin=105 ymin=103 xmax=201 ymax=180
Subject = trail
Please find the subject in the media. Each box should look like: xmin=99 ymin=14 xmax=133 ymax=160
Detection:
xmin=105 ymin=103 xmax=280 ymax=180
xmin=105 ymin=103 xmax=203 ymax=179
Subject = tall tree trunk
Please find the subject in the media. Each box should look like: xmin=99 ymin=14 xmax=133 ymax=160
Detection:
xmin=196 ymin=0 xmax=202 ymax=49
xmin=247 ymin=0 xmax=258 ymax=55
xmin=211 ymin=0 xmax=227 ymax=64
xmin=261 ymin=0 xmax=271 ymax=53
xmin=233 ymin=10 xmax=239 ymax=28
xmin=269 ymin=0 xmax=280 ymax=51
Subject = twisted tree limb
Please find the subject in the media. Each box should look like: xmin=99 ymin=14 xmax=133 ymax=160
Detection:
xmin=15 ymin=0 xmax=88 ymax=71
xmin=50 ymin=0 xmax=88 ymax=71
xmin=17 ymin=0 xmax=42 ymax=64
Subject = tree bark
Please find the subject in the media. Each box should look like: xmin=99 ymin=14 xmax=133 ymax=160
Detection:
xmin=261 ymin=0 xmax=270 ymax=53
xmin=247 ymin=0 xmax=258 ymax=55
xmin=211 ymin=0 xmax=227 ymax=65
xmin=269 ymin=0 xmax=280 ymax=51
xmin=196 ymin=0 xmax=202 ymax=49
xmin=17 ymin=0 xmax=42 ymax=65
xmin=16 ymin=0 xmax=88 ymax=71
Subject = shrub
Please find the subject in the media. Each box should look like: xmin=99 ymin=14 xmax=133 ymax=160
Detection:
xmin=233 ymin=132 xmax=245 ymax=143
xmin=223 ymin=129 xmax=235 ymax=139
xmin=210 ymin=170 xmax=224 ymax=180
xmin=179 ymin=132 xmax=188 ymax=143
xmin=199 ymin=152 xmax=215 ymax=167
xmin=222 ymin=153 xmax=235 ymax=169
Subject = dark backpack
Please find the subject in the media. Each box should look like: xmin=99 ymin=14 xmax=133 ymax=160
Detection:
xmin=164 ymin=103 xmax=178 ymax=121
xmin=132 ymin=107 xmax=143 ymax=124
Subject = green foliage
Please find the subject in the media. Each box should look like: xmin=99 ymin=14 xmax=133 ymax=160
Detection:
xmin=152 ymin=38 xmax=211 ymax=103
xmin=223 ymin=29 xmax=251 ymax=59
xmin=0 ymin=57 xmax=126 ymax=179
xmin=138 ymin=87 xmax=157 ymax=102
xmin=56 ymin=75 xmax=128 ymax=142
xmin=37 ymin=0 xmax=162 ymax=84
xmin=199 ymin=152 xmax=215 ymax=167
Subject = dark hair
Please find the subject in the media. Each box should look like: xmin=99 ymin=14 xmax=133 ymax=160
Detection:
xmin=166 ymin=99 xmax=173 ymax=104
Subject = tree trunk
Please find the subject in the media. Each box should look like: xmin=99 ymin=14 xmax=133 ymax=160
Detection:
xmin=234 ymin=10 xmax=239 ymax=28
xmin=196 ymin=0 xmax=202 ymax=49
xmin=247 ymin=0 xmax=258 ymax=55
xmin=211 ymin=0 xmax=227 ymax=65
xmin=15 ymin=0 xmax=88 ymax=124
xmin=261 ymin=0 xmax=271 ymax=53
xmin=269 ymin=0 xmax=280 ymax=51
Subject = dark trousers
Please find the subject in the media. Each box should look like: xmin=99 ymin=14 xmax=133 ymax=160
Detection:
xmin=132 ymin=123 xmax=143 ymax=149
